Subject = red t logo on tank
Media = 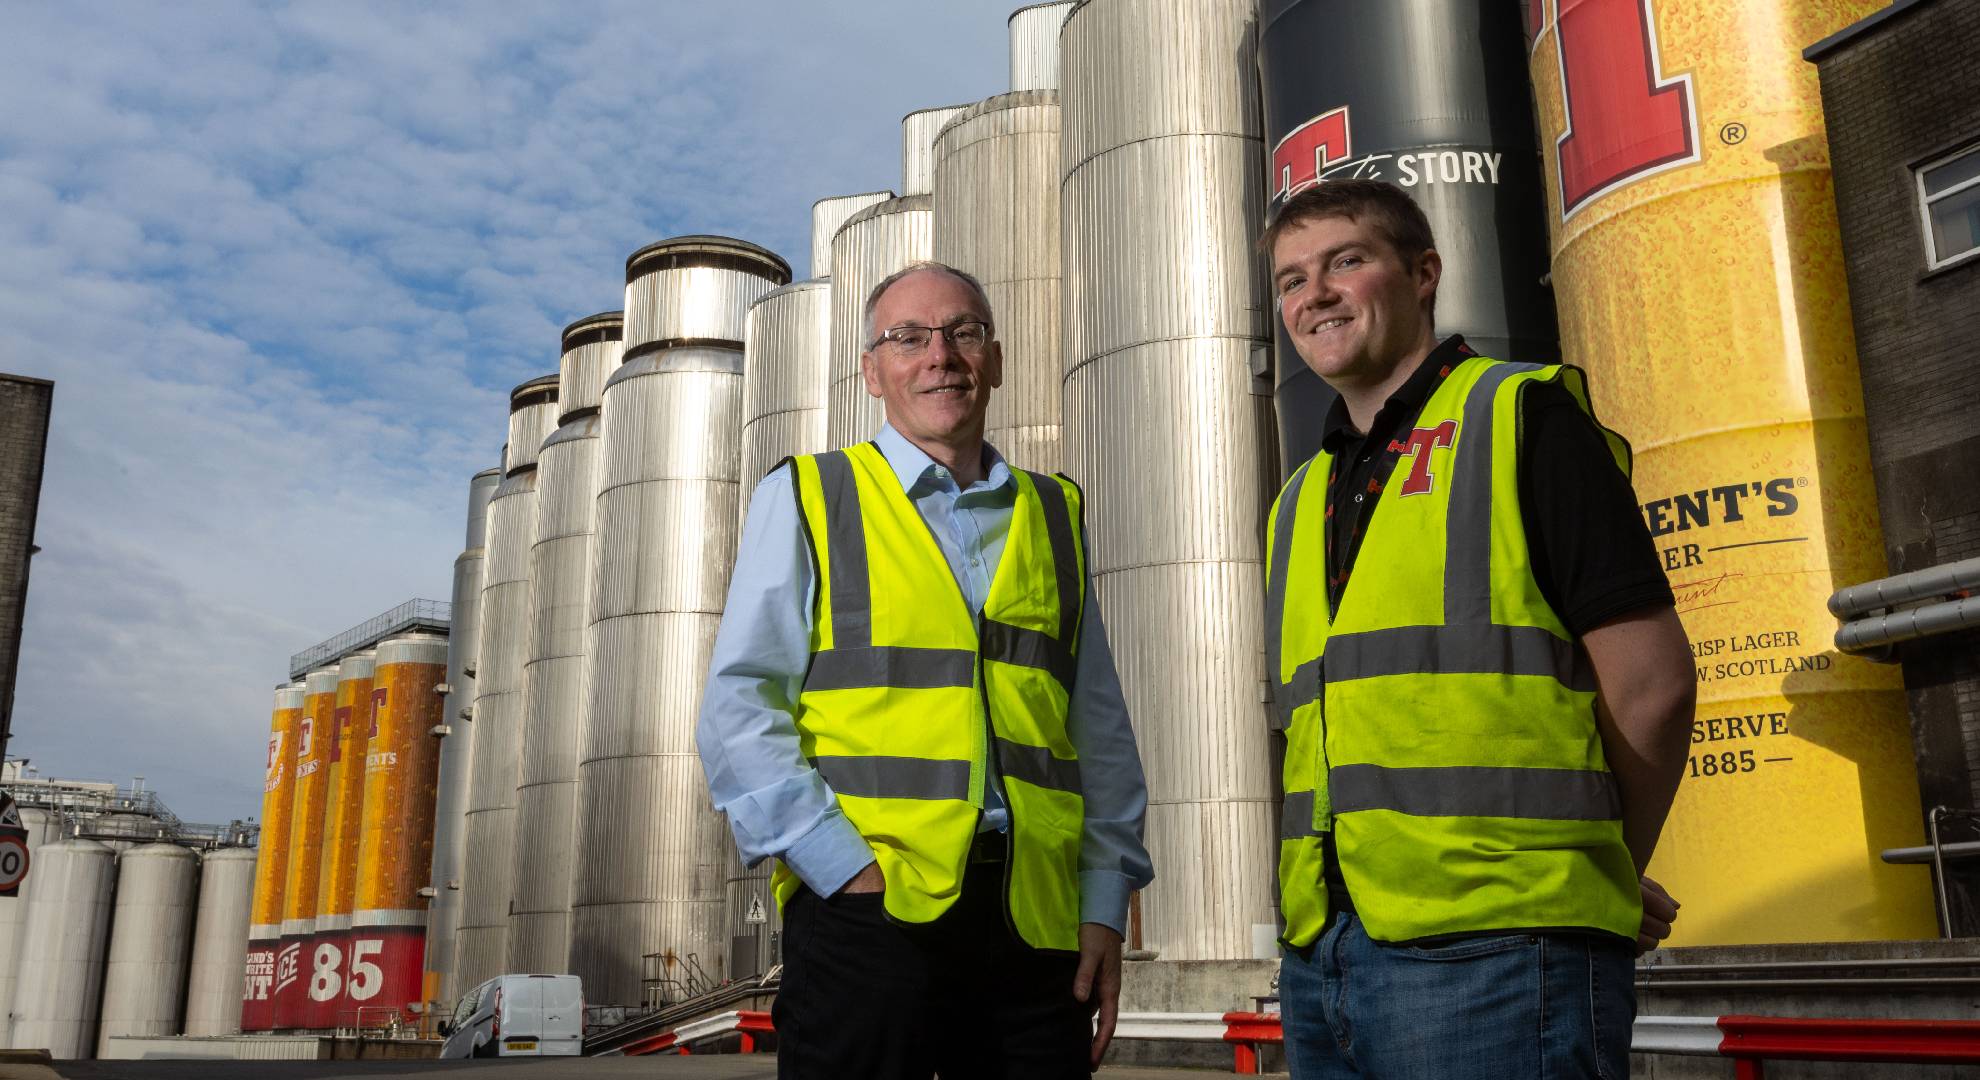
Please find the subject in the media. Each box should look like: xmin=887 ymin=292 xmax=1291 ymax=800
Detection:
xmin=1396 ymin=420 xmax=1458 ymax=497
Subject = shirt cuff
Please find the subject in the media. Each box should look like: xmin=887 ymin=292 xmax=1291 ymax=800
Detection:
xmin=781 ymin=811 xmax=874 ymax=897
xmin=1080 ymin=870 xmax=1134 ymax=936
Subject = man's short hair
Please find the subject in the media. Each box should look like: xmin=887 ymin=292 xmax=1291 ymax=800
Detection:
xmin=862 ymin=261 xmax=996 ymax=350
xmin=1258 ymin=179 xmax=1437 ymax=266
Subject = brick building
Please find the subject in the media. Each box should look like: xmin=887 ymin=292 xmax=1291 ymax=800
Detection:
xmin=0 ymin=373 xmax=54 ymax=758
xmin=1808 ymin=0 xmax=1980 ymax=914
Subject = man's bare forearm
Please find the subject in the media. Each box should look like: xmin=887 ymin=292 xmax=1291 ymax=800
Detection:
xmin=1582 ymin=606 xmax=1697 ymax=871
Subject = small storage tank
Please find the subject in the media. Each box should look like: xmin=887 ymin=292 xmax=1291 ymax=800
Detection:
xmin=826 ymin=196 xmax=935 ymax=447
xmin=96 ymin=843 xmax=200 ymax=1054
xmin=1008 ymin=2 xmax=1075 ymax=91
xmin=91 ymin=812 xmax=156 ymax=851
xmin=623 ymin=236 xmax=786 ymax=353
xmin=422 ymin=466 xmax=500 ymax=1008
xmin=10 ymin=838 xmax=117 ymax=1058
xmin=508 ymin=313 xmax=623 ymax=973
xmin=277 ymin=664 xmax=341 ymax=1027
xmin=307 ymin=651 xmax=376 ymax=1029
xmin=243 ymin=682 xmax=304 ymax=1031
xmin=353 ymin=633 xmax=450 ymax=1025
xmin=810 ymin=193 xmax=892 ymax=281
xmin=1061 ymin=0 xmax=1280 ymax=961
xmin=456 ymin=376 xmax=557 ymax=992
xmin=573 ymin=234 xmax=788 ymax=1005
xmin=933 ymin=90 xmax=1065 ymax=472
xmin=184 ymin=847 xmax=257 ymax=1036
xmin=739 ymin=278 xmax=834 ymax=501
xmin=901 ymin=105 xmax=970 ymax=197
xmin=0 ymin=806 xmax=60 ymax=1045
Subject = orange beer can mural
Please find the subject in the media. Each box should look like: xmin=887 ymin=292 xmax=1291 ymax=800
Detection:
xmin=242 ymin=682 xmax=304 ymax=1031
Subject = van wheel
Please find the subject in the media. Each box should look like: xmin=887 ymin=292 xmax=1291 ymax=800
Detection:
xmin=473 ymin=1036 xmax=498 ymax=1058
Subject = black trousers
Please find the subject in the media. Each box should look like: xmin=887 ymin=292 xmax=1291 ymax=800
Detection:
xmin=773 ymin=853 xmax=1091 ymax=1080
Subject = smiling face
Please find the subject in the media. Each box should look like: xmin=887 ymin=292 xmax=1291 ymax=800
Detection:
xmin=860 ymin=267 xmax=1003 ymax=448
xmin=1271 ymin=213 xmax=1441 ymax=392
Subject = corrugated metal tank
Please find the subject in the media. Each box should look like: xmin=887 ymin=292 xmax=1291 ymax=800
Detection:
xmin=277 ymin=665 xmax=341 ymax=1027
xmin=902 ymin=105 xmax=969 ymax=197
xmin=183 ymin=847 xmax=257 ymax=1036
xmin=96 ymin=843 xmax=200 ymax=1054
xmin=623 ymin=237 xmax=786 ymax=350
xmin=826 ymin=196 xmax=935 ymax=448
xmin=243 ymin=682 xmax=304 ymax=1031
xmin=354 ymin=633 xmax=450 ymax=1024
xmin=573 ymin=234 xmax=787 ymax=1005
xmin=508 ymin=312 xmax=624 ymax=973
xmin=0 ymin=806 xmax=58 ymax=1045
xmin=739 ymin=279 xmax=833 ymax=499
xmin=308 ymin=651 xmax=376 ymax=1029
xmin=421 ymin=467 xmax=499 ymax=1008
xmin=810 ymin=193 xmax=893 ymax=281
xmin=1061 ymin=0 xmax=1280 ymax=961
xmin=933 ymin=90 xmax=1064 ymax=473
xmin=10 ymin=838 xmax=117 ymax=1058
xmin=1009 ymin=2 xmax=1076 ymax=91
xmin=455 ymin=377 xmax=558 ymax=992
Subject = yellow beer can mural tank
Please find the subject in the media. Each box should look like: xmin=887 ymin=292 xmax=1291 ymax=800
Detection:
xmin=1526 ymin=0 xmax=1934 ymax=943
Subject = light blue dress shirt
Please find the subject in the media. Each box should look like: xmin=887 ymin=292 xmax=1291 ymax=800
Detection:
xmin=696 ymin=424 xmax=1153 ymax=934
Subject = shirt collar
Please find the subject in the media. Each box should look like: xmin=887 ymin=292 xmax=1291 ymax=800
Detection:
xmin=1318 ymin=334 xmax=1476 ymax=453
xmin=872 ymin=423 xmax=1012 ymax=495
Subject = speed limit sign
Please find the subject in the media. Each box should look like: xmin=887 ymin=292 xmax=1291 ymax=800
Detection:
xmin=0 ymin=827 xmax=28 ymax=897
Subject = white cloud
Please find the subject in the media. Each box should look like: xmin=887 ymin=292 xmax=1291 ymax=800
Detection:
xmin=1 ymin=0 xmax=1007 ymax=823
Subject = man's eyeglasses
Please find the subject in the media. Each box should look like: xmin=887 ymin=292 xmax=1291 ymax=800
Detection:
xmin=871 ymin=320 xmax=992 ymax=355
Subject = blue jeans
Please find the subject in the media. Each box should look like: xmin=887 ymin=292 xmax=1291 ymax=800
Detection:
xmin=1280 ymin=913 xmax=1635 ymax=1079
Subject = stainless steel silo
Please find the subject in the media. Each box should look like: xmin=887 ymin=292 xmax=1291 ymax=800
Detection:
xmin=0 ymin=806 xmax=58 ymax=1046
xmin=810 ymin=193 xmax=893 ymax=281
xmin=739 ymin=279 xmax=833 ymax=501
xmin=183 ymin=847 xmax=257 ymax=1036
xmin=96 ymin=843 xmax=200 ymax=1054
xmin=456 ymin=376 xmax=559 ymax=991
xmin=826 ymin=197 xmax=935 ymax=448
xmin=422 ymin=466 xmax=499 ymax=1007
xmin=933 ymin=91 xmax=1064 ymax=473
xmin=1009 ymin=2 xmax=1076 ymax=91
xmin=10 ymin=838 xmax=117 ymax=1058
xmin=507 ymin=313 xmax=624 ymax=974
xmin=901 ymin=105 xmax=969 ymax=197
xmin=573 ymin=235 xmax=788 ymax=1005
xmin=1060 ymin=0 xmax=1280 ymax=962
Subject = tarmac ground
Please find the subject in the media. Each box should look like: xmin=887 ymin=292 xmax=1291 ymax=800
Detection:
xmin=3 ymin=1056 xmax=1281 ymax=1080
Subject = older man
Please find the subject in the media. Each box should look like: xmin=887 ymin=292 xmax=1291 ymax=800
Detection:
xmin=698 ymin=261 xmax=1153 ymax=1080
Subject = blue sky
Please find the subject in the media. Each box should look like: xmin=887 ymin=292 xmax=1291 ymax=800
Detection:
xmin=1 ymin=2 xmax=1009 ymax=824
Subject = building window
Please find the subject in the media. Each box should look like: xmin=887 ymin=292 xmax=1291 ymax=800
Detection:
xmin=1919 ymin=141 xmax=1980 ymax=270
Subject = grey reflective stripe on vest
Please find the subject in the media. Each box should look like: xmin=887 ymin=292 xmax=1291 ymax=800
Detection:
xmin=1028 ymin=472 xmax=1083 ymax=649
xmin=1444 ymin=362 xmax=1544 ymax=625
xmin=1280 ymin=789 xmax=1322 ymax=840
xmin=804 ymin=646 xmax=975 ymax=691
xmin=994 ymin=738 xmax=1082 ymax=796
xmin=815 ymin=449 xmax=873 ymax=648
xmin=1329 ymin=763 xmax=1621 ymax=821
xmin=981 ymin=620 xmax=1075 ymax=688
xmin=1264 ymin=460 xmax=1314 ymax=727
xmin=1323 ymin=623 xmax=1595 ymax=693
xmin=814 ymin=755 xmax=972 ymax=801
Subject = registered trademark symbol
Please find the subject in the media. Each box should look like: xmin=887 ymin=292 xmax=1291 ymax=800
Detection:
xmin=1720 ymin=122 xmax=1748 ymax=146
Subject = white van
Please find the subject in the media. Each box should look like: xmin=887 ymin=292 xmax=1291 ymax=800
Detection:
xmin=438 ymin=974 xmax=584 ymax=1058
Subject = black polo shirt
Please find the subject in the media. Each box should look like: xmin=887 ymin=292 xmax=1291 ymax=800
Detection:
xmin=1311 ymin=334 xmax=1674 ymax=915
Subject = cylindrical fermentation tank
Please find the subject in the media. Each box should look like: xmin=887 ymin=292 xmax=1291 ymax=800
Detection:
xmin=456 ymin=376 xmax=558 ymax=992
xmin=243 ymin=682 xmax=303 ymax=1030
xmin=0 ymin=806 xmax=60 ymax=1045
xmin=739 ymin=278 xmax=833 ymax=500
xmin=96 ymin=843 xmax=200 ymax=1055
xmin=1526 ymin=0 xmax=1933 ymax=944
xmin=184 ymin=847 xmax=257 ymax=1036
xmin=1008 ymin=2 xmax=1075 ymax=91
xmin=353 ymin=633 xmax=450 ymax=1025
xmin=572 ymin=235 xmax=787 ymax=1005
xmin=901 ymin=105 xmax=969 ymax=197
xmin=508 ymin=313 xmax=624 ymax=974
xmin=826 ymin=196 xmax=934 ymax=448
xmin=810 ymin=193 xmax=892 ymax=281
xmin=1060 ymin=0 xmax=1281 ymax=961
xmin=307 ymin=651 xmax=376 ymax=1029
xmin=933 ymin=89 xmax=1065 ymax=472
xmin=277 ymin=664 xmax=340 ymax=1027
xmin=1259 ymin=0 xmax=1559 ymax=468
xmin=10 ymin=838 xmax=117 ymax=1058
xmin=422 ymin=466 xmax=500 ymax=1008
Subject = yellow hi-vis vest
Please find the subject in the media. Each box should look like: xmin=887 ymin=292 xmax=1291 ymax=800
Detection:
xmin=1267 ymin=357 xmax=1643 ymax=948
xmin=770 ymin=441 xmax=1088 ymax=951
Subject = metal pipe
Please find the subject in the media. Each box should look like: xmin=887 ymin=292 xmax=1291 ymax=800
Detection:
xmin=1931 ymin=806 xmax=1954 ymax=938
xmin=1835 ymin=594 xmax=1980 ymax=656
xmin=1883 ymin=840 xmax=1980 ymax=863
xmin=1828 ymin=556 xmax=1980 ymax=618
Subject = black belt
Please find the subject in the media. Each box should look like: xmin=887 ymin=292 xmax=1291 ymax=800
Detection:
xmin=969 ymin=830 xmax=1010 ymax=864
